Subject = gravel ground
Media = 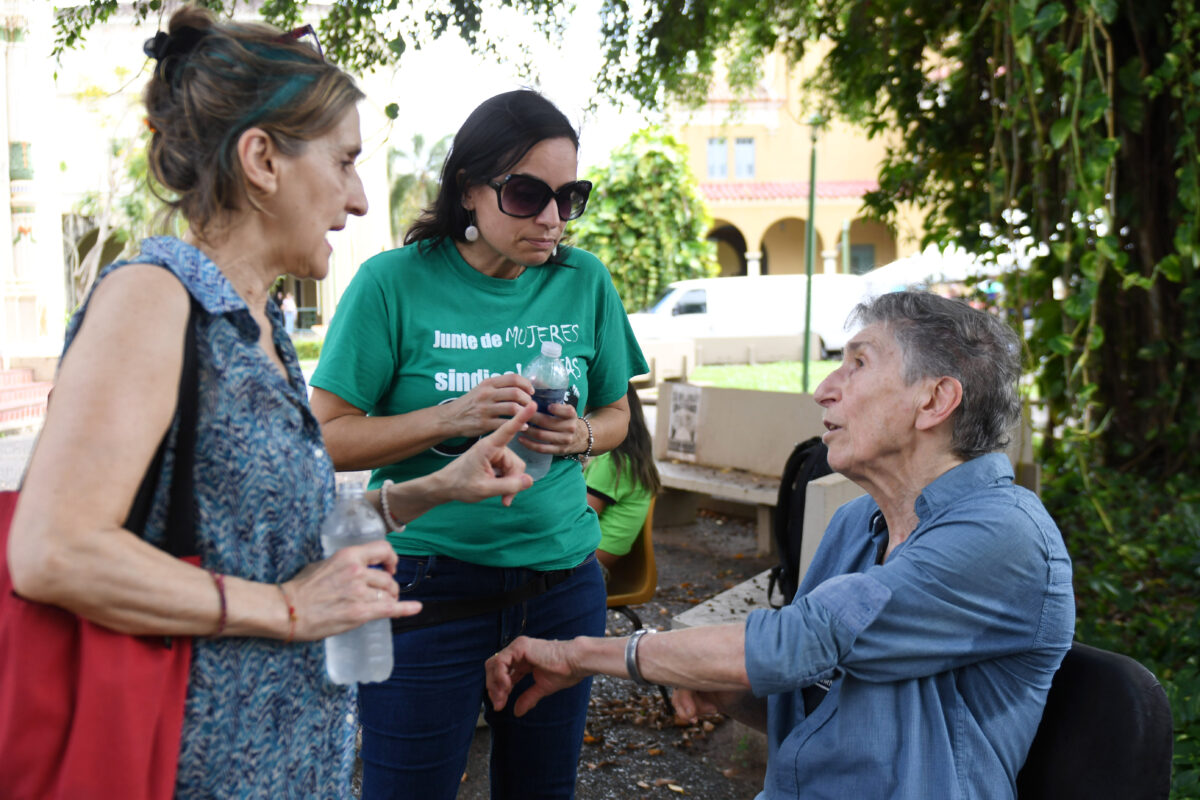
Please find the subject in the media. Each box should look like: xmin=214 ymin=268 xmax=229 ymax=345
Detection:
xmin=456 ymin=509 xmax=774 ymax=800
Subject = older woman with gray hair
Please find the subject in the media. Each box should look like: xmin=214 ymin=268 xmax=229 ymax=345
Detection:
xmin=487 ymin=291 xmax=1075 ymax=800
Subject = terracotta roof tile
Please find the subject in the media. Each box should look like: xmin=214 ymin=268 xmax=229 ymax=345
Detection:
xmin=699 ymin=180 xmax=879 ymax=202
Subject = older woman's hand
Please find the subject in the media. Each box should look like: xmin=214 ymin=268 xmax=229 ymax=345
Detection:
xmin=671 ymin=689 xmax=724 ymax=724
xmin=486 ymin=635 xmax=588 ymax=717
xmin=281 ymin=540 xmax=420 ymax=641
xmin=443 ymin=374 xmax=535 ymax=438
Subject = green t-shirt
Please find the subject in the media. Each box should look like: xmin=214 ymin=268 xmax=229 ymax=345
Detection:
xmin=584 ymin=452 xmax=653 ymax=557
xmin=311 ymin=237 xmax=648 ymax=570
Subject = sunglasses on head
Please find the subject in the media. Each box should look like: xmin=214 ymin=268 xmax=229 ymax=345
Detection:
xmin=283 ymin=24 xmax=324 ymax=60
xmin=487 ymin=174 xmax=593 ymax=221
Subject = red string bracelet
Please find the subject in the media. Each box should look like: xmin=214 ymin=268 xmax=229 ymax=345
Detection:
xmin=277 ymin=583 xmax=297 ymax=643
xmin=207 ymin=570 xmax=227 ymax=637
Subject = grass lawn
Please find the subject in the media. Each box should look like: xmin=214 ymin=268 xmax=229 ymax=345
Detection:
xmin=687 ymin=359 xmax=841 ymax=393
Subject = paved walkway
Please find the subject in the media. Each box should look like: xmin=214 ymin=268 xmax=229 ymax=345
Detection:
xmin=0 ymin=428 xmax=37 ymax=490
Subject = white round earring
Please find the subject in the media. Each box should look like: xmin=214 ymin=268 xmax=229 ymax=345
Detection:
xmin=464 ymin=210 xmax=479 ymax=242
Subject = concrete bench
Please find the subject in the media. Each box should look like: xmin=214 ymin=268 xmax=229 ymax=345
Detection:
xmin=673 ymin=471 xmax=867 ymax=629
xmin=651 ymin=383 xmax=829 ymax=556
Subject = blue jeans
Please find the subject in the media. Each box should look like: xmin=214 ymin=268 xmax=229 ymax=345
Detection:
xmin=358 ymin=554 xmax=606 ymax=800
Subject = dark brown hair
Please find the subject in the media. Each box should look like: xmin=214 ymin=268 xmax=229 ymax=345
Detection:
xmin=608 ymin=384 xmax=661 ymax=496
xmin=405 ymin=89 xmax=580 ymax=253
xmin=142 ymin=6 xmax=364 ymax=236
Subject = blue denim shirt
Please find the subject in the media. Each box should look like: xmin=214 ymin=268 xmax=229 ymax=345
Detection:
xmin=744 ymin=453 xmax=1074 ymax=800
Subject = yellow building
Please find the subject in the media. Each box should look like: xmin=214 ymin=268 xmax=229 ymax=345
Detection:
xmin=673 ymin=50 xmax=925 ymax=277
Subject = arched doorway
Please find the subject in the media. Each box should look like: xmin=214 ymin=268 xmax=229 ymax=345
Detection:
xmin=707 ymin=222 xmax=749 ymax=276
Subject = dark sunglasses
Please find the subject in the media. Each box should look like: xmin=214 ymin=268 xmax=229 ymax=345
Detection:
xmin=283 ymin=24 xmax=324 ymax=60
xmin=488 ymin=174 xmax=593 ymax=221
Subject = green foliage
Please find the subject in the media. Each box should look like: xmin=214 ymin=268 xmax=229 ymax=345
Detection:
xmin=67 ymin=80 xmax=177 ymax=305
xmin=292 ymin=338 xmax=323 ymax=360
xmin=742 ymin=0 xmax=1200 ymax=480
xmin=63 ymin=0 xmax=1200 ymax=477
xmin=56 ymin=0 xmax=566 ymax=78
xmin=388 ymin=133 xmax=451 ymax=245
xmin=571 ymin=128 xmax=718 ymax=313
xmin=1042 ymin=464 xmax=1200 ymax=795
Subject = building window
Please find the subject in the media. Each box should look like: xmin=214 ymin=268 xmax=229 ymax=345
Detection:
xmin=850 ymin=244 xmax=877 ymax=275
xmin=734 ymin=137 xmax=755 ymax=178
xmin=707 ymin=137 xmax=727 ymax=179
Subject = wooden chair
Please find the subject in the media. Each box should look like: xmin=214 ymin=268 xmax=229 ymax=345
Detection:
xmin=606 ymin=498 xmax=658 ymax=632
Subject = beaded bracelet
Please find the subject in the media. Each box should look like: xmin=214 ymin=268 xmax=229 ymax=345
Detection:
xmin=379 ymin=478 xmax=407 ymax=532
xmin=277 ymin=583 xmax=297 ymax=643
xmin=207 ymin=570 xmax=227 ymax=637
xmin=563 ymin=416 xmax=594 ymax=463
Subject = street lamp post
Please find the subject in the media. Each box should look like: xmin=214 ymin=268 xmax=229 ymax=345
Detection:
xmin=842 ymin=218 xmax=851 ymax=274
xmin=802 ymin=115 xmax=822 ymax=393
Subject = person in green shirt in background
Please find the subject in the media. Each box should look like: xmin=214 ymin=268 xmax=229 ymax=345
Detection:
xmin=586 ymin=385 xmax=661 ymax=581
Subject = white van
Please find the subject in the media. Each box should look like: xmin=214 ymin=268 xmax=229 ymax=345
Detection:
xmin=626 ymin=274 xmax=869 ymax=358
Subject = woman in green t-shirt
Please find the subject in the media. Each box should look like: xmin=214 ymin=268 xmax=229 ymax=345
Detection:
xmin=586 ymin=385 xmax=661 ymax=577
xmin=310 ymin=90 xmax=647 ymax=800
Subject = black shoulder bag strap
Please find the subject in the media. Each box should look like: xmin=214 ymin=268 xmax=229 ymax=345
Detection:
xmin=123 ymin=298 xmax=199 ymax=559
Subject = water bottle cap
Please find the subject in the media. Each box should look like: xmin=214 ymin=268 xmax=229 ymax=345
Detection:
xmin=540 ymin=341 xmax=562 ymax=358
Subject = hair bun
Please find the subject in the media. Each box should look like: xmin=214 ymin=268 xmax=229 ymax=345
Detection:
xmin=143 ymin=26 xmax=210 ymax=79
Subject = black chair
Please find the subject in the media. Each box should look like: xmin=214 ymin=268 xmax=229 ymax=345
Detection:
xmin=1017 ymin=642 xmax=1174 ymax=799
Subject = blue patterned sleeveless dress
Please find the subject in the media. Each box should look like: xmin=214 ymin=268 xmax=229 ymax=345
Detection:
xmin=64 ymin=237 xmax=351 ymax=798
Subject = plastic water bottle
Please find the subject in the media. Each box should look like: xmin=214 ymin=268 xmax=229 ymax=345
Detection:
xmin=509 ymin=341 xmax=572 ymax=481
xmin=319 ymin=483 xmax=394 ymax=684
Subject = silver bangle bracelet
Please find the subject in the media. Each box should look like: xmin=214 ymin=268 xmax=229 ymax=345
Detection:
xmin=379 ymin=479 xmax=406 ymax=533
xmin=624 ymin=628 xmax=655 ymax=686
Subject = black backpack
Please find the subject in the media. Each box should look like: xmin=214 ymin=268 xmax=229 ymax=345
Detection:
xmin=767 ymin=436 xmax=833 ymax=607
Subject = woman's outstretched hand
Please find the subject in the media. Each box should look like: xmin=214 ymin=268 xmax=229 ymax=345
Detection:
xmin=281 ymin=404 xmax=540 ymax=643
xmin=435 ymin=401 xmax=537 ymax=506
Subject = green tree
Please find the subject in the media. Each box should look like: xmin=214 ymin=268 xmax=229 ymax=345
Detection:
xmin=387 ymin=133 xmax=451 ymax=245
xmin=64 ymin=72 xmax=176 ymax=307
xmin=71 ymin=1 xmax=1198 ymax=478
xmin=571 ymin=128 xmax=718 ymax=312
